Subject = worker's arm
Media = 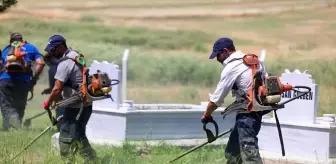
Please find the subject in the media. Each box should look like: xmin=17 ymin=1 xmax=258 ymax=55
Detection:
xmin=203 ymin=67 xmax=237 ymax=117
xmin=45 ymin=80 xmax=64 ymax=105
xmin=34 ymin=57 xmax=45 ymax=78
xmin=43 ymin=61 xmax=70 ymax=108
xmin=32 ymin=46 xmax=45 ymax=78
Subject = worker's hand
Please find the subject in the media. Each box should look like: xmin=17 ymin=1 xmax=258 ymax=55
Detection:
xmin=201 ymin=114 xmax=214 ymax=124
xmin=42 ymin=100 xmax=50 ymax=110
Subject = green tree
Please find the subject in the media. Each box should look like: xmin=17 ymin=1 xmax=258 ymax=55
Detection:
xmin=0 ymin=0 xmax=18 ymax=12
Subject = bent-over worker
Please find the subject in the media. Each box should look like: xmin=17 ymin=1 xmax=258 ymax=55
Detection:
xmin=201 ymin=37 xmax=268 ymax=164
xmin=42 ymin=34 xmax=96 ymax=163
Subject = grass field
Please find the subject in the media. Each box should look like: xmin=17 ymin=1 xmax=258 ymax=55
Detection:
xmin=1 ymin=0 xmax=336 ymax=163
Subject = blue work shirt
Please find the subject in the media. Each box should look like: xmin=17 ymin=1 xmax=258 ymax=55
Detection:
xmin=0 ymin=42 xmax=43 ymax=83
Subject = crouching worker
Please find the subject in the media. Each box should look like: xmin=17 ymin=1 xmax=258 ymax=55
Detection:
xmin=42 ymin=52 xmax=65 ymax=131
xmin=201 ymin=37 xmax=268 ymax=164
xmin=42 ymin=35 xmax=97 ymax=163
xmin=0 ymin=32 xmax=44 ymax=131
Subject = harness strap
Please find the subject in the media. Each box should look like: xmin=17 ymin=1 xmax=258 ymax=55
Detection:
xmin=5 ymin=41 xmax=31 ymax=74
xmin=60 ymin=53 xmax=88 ymax=100
xmin=8 ymin=41 xmax=26 ymax=57
xmin=59 ymin=52 xmax=88 ymax=120
xmin=242 ymin=54 xmax=260 ymax=112
xmin=225 ymin=57 xmax=243 ymax=91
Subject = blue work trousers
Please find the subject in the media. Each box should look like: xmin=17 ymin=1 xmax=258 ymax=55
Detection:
xmin=0 ymin=79 xmax=30 ymax=130
xmin=225 ymin=112 xmax=264 ymax=164
xmin=58 ymin=105 xmax=96 ymax=162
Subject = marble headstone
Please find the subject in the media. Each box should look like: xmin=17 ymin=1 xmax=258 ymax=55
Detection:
xmin=89 ymin=60 xmax=122 ymax=110
xmin=277 ymin=69 xmax=318 ymax=124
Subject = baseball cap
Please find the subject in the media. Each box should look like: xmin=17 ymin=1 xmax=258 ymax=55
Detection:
xmin=209 ymin=37 xmax=234 ymax=59
xmin=45 ymin=34 xmax=66 ymax=52
xmin=10 ymin=32 xmax=23 ymax=43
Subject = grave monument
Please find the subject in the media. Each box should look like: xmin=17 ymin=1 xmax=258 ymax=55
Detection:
xmin=258 ymin=69 xmax=336 ymax=163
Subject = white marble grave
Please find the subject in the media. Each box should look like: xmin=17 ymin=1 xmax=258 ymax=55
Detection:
xmin=83 ymin=49 xmax=235 ymax=146
xmin=277 ymin=69 xmax=318 ymax=124
xmin=88 ymin=60 xmax=122 ymax=110
xmin=258 ymin=69 xmax=336 ymax=163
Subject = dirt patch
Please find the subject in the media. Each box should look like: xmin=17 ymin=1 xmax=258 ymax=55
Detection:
xmin=230 ymin=31 xmax=278 ymax=44
xmin=263 ymin=159 xmax=301 ymax=164
xmin=284 ymin=20 xmax=325 ymax=36
xmin=2 ymin=0 xmax=330 ymax=20
xmin=14 ymin=0 xmax=316 ymax=10
xmin=0 ymin=8 xmax=80 ymax=21
xmin=0 ymin=12 xmax=18 ymax=20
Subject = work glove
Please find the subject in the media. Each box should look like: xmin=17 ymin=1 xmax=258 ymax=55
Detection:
xmin=201 ymin=114 xmax=214 ymax=124
xmin=41 ymin=88 xmax=52 ymax=95
xmin=42 ymin=100 xmax=50 ymax=110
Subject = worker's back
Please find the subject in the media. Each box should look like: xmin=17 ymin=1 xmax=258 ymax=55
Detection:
xmin=223 ymin=51 xmax=267 ymax=99
xmin=55 ymin=49 xmax=91 ymax=108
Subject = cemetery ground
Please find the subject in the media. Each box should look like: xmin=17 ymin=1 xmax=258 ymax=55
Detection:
xmin=0 ymin=0 xmax=336 ymax=163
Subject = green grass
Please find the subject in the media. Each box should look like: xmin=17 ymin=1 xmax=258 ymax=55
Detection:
xmin=1 ymin=17 xmax=336 ymax=114
xmin=0 ymin=100 xmax=228 ymax=164
xmin=0 ymin=19 xmax=213 ymax=52
xmin=0 ymin=131 xmax=227 ymax=164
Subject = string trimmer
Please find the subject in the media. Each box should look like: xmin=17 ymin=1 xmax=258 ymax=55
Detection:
xmin=220 ymin=70 xmax=312 ymax=157
xmin=23 ymin=69 xmax=119 ymax=128
xmin=23 ymin=111 xmax=47 ymax=128
xmin=9 ymin=106 xmax=60 ymax=162
xmin=166 ymin=120 xmax=233 ymax=163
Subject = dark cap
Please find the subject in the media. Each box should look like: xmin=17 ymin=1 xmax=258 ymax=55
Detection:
xmin=44 ymin=34 xmax=66 ymax=52
xmin=209 ymin=37 xmax=234 ymax=59
xmin=10 ymin=32 xmax=23 ymax=43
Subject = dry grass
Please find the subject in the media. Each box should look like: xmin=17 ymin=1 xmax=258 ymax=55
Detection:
xmin=2 ymin=0 xmax=335 ymax=61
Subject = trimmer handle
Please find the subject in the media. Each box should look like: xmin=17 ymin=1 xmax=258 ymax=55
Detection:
xmin=45 ymin=107 xmax=57 ymax=126
xmin=203 ymin=120 xmax=219 ymax=143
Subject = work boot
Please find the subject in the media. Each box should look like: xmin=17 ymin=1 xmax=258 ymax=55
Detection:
xmin=79 ymin=139 xmax=97 ymax=163
xmin=225 ymin=153 xmax=242 ymax=164
xmin=60 ymin=140 xmax=80 ymax=164
xmin=9 ymin=114 xmax=22 ymax=130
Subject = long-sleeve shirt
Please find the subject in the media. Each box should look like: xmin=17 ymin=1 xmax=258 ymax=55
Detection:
xmin=209 ymin=51 xmax=268 ymax=107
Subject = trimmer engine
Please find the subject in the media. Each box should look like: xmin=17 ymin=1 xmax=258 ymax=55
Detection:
xmin=55 ymin=69 xmax=119 ymax=108
xmin=257 ymin=76 xmax=293 ymax=105
xmin=88 ymin=70 xmax=113 ymax=97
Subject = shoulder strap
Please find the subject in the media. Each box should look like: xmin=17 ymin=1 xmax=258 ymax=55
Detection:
xmin=226 ymin=57 xmax=243 ymax=65
xmin=242 ymin=53 xmax=260 ymax=111
xmin=60 ymin=53 xmax=89 ymax=103
xmin=59 ymin=56 xmax=80 ymax=89
xmin=9 ymin=41 xmax=26 ymax=57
